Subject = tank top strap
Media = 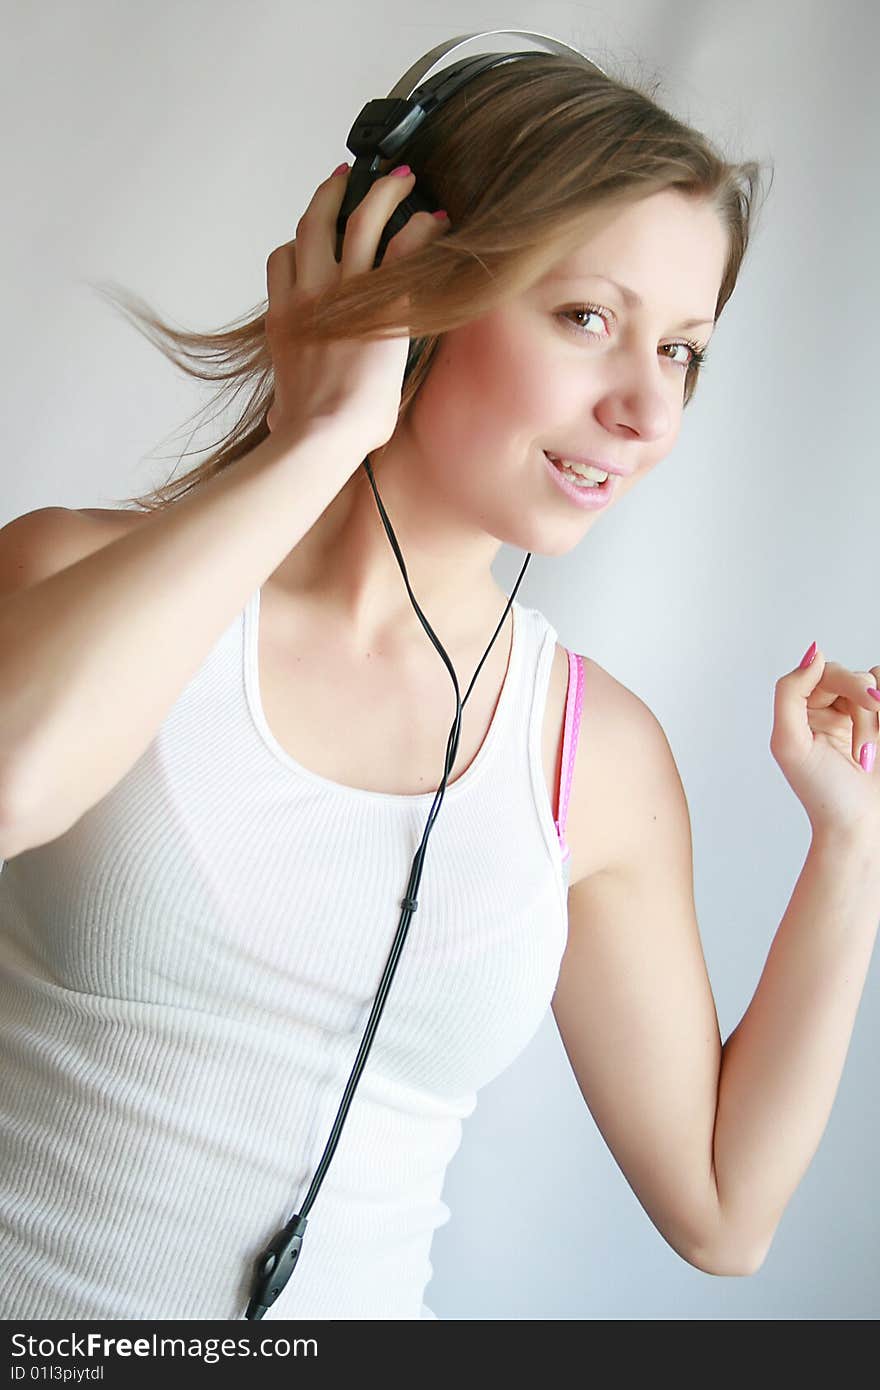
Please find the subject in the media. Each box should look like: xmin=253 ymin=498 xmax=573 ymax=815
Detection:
xmin=514 ymin=605 xmax=587 ymax=888
xmin=554 ymin=648 xmax=585 ymax=868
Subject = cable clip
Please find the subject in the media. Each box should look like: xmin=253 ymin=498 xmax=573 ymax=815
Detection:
xmin=244 ymin=1213 xmax=308 ymax=1320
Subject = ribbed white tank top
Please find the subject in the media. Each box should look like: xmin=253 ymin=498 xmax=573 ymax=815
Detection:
xmin=0 ymin=588 xmax=574 ymax=1320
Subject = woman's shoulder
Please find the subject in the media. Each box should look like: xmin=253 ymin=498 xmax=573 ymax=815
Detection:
xmin=52 ymin=506 xmax=154 ymax=574
xmin=552 ymin=641 xmax=654 ymax=887
xmin=0 ymin=505 xmax=151 ymax=602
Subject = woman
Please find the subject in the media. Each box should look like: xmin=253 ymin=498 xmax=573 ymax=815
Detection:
xmin=0 ymin=52 xmax=877 ymax=1321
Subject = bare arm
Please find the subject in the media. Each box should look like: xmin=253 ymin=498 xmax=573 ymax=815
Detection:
xmin=0 ymin=420 xmax=365 ymax=856
xmin=0 ymin=158 xmax=453 ymax=858
xmin=551 ymin=678 xmax=727 ymax=1273
xmin=551 ymin=670 xmax=880 ymax=1277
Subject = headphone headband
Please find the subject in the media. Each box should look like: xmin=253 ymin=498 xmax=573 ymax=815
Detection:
xmin=344 ymin=28 xmax=607 ymax=163
xmin=387 ymin=28 xmax=607 ymax=99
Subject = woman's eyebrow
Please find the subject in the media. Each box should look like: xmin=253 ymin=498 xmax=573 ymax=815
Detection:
xmin=548 ymin=271 xmax=715 ymax=331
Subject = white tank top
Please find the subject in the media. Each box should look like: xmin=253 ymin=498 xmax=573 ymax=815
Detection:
xmin=0 ymin=588 xmax=580 ymax=1320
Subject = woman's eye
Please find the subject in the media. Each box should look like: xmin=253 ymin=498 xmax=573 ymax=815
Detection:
xmin=561 ymin=306 xmax=608 ymax=337
xmin=663 ymin=342 xmax=693 ymax=367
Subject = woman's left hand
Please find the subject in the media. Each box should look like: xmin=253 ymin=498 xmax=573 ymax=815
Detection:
xmin=770 ymin=645 xmax=880 ymax=843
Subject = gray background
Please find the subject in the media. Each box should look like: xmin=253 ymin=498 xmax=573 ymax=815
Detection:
xmin=2 ymin=0 xmax=877 ymax=1318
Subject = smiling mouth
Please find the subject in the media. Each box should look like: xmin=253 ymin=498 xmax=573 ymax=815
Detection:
xmin=543 ymin=452 xmax=611 ymax=490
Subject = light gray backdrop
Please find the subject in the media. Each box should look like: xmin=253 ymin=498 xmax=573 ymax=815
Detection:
xmin=2 ymin=0 xmax=877 ymax=1319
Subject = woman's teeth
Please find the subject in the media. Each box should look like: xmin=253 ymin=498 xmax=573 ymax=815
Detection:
xmin=545 ymin=454 xmax=609 ymax=487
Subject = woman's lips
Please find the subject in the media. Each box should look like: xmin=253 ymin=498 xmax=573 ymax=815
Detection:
xmin=541 ymin=450 xmax=617 ymax=508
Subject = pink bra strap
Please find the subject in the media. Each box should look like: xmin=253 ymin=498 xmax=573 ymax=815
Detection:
xmin=554 ymin=649 xmax=585 ymax=863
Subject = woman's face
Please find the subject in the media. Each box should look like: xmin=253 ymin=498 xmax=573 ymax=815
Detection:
xmin=396 ymin=187 xmax=731 ymax=556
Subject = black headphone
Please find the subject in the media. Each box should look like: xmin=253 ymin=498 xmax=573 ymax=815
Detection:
xmin=244 ymin=28 xmax=608 ymax=1321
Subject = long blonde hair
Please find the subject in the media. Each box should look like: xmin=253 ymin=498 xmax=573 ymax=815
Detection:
xmin=91 ymin=52 xmax=772 ymax=512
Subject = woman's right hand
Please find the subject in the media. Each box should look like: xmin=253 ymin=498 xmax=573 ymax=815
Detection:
xmin=264 ymin=164 xmax=451 ymax=454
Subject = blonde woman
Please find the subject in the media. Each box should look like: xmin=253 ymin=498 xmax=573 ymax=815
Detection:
xmin=0 ymin=49 xmax=877 ymax=1322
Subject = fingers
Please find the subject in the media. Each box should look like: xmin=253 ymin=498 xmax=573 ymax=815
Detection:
xmin=293 ymin=164 xmax=360 ymax=289
xmin=773 ymin=647 xmax=828 ymax=760
xmin=380 ymin=206 xmax=451 ymax=267
xmin=265 ymin=166 xmax=351 ymax=308
xmin=290 ymin=164 xmax=413 ymax=289
xmin=852 ymin=665 xmax=880 ymax=768
xmin=264 ymin=165 xmax=450 ymax=325
xmin=336 ymin=167 xmax=421 ymax=278
xmin=804 ymin=657 xmax=880 ymax=768
xmin=268 ymin=164 xmax=450 ymax=322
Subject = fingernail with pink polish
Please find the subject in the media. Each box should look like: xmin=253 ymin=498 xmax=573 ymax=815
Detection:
xmin=799 ymin=642 xmax=817 ymax=669
xmin=860 ymin=742 xmax=876 ymax=773
xmin=866 ymin=687 xmax=880 ymax=702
